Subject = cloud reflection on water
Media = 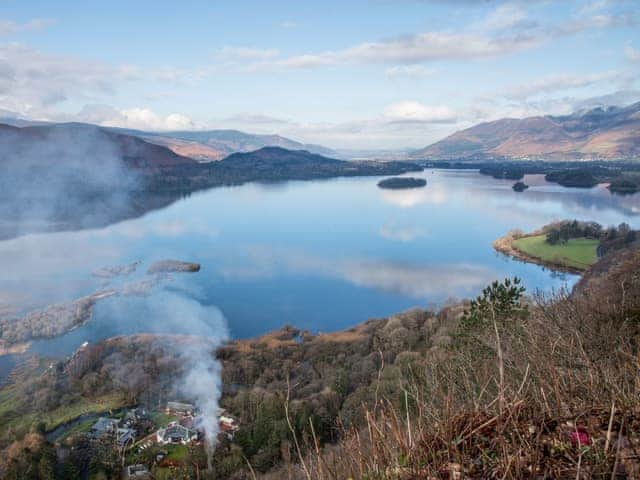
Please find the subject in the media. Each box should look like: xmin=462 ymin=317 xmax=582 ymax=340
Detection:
xmin=1 ymin=169 xmax=638 ymax=330
xmin=379 ymin=221 xmax=426 ymax=242
xmin=378 ymin=183 xmax=447 ymax=208
xmin=217 ymin=245 xmax=498 ymax=300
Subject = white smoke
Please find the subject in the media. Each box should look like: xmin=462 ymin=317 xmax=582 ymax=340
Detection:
xmin=137 ymin=289 xmax=228 ymax=459
xmin=180 ymin=341 xmax=224 ymax=461
xmin=0 ymin=123 xmax=141 ymax=239
xmin=0 ymin=121 xmax=229 ymax=465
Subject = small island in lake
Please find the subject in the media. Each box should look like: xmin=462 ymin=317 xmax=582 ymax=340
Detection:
xmin=147 ymin=260 xmax=201 ymax=274
xmin=493 ymin=220 xmax=638 ymax=273
xmin=377 ymin=177 xmax=427 ymax=190
xmin=544 ymin=169 xmax=599 ymax=188
xmin=512 ymin=181 xmax=529 ymax=192
xmin=608 ymin=178 xmax=639 ymax=195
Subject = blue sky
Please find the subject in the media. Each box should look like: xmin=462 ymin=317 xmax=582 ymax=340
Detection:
xmin=0 ymin=0 xmax=638 ymax=148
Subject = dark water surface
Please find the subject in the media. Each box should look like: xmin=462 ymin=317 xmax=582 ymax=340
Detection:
xmin=1 ymin=170 xmax=639 ymax=367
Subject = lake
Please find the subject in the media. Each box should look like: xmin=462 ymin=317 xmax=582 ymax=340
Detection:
xmin=1 ymin=169 xmax=639 ymax=368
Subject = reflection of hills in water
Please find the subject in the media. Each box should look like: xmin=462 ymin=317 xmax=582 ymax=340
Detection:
xmin=379 ymin=171 xmax=639 ymax=218
xmin=0 ymin=190 xmax=189 ymax=241
xmin=514 ymin=185 xmax=640 ymax=218
xmin=3 ymin=171 xmax=637 ymax=242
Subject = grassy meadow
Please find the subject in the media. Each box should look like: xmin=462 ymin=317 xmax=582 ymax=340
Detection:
xmin=512 ymin=234 xmax=599 ymax=270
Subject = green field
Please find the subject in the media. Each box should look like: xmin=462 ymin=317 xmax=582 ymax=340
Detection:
xmin=512 ymin=235 xmax=599 ymax=270
xmin=149 ymin=411 xmax=179 ymax=429
xmin=0 ymin=385 xmax=126 ymax=443
xmin=165 ymin=444 xmax=190 ymax=461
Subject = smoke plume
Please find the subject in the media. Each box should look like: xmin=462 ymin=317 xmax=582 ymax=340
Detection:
xmin=128 ymin=289 xmax=229 ymax=460
xmin=0 ymin=121 xmax=229 ymax=464
xmin=0 ymin=123 xmax=143 ymax=239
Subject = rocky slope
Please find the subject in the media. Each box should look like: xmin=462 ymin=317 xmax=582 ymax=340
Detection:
xmin=414 ymin=102 xmax=640 ymax=160
xmin=154 ymin=129 xmax=337 ymax=159
xmin=109 ymin=127 xmax=337 ymax=162
xmin=0 ymin=118 xmax=338 ymax=161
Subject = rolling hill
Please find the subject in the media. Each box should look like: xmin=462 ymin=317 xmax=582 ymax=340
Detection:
xmin=0 ymin=117 xmax=337 ymax=162
xmin=413 ymin=102 xmax=640 ymax=160
xmin=0 ymin=122 xmax=197 ymax=183
xmin=214 ymin=146 xmax=420 ymax=181
xmin=150 ymin=129 xmax=337 ymax=160
xmin=0 ymin=123 xmax=420 ymax=239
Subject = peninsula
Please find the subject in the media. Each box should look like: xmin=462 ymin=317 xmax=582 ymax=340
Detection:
xmin=494 ymin=220 xmax=637 ymax=273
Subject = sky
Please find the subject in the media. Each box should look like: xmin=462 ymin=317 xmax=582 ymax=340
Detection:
xmin=0 ymin=0 xmax=638 ymax=149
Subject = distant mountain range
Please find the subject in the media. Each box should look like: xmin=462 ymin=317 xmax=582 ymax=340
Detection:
xmin=0 ymin=122 xmax=196 ymax=178
xmin=413 ymin=102 xmax=640 ymax=161
xmin=146 ymin=129 xmax=337 ymax=160
xmin=0 ymin=122 xmax=414 ymax=192
xmin=4 ymin=101 xmax=638 ymax=164
xmin=0 ymin=116 xmax=337 ymax=162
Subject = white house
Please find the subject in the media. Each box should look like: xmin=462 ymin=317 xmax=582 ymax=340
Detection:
xmin=156 ymin=422 xmax=198 ymax=445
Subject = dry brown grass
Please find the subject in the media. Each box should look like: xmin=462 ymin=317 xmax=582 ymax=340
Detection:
xmin=266 ymin=248 xmax=640 ymax=479
xmin=315 ymin=329 xmax=365 ymax=344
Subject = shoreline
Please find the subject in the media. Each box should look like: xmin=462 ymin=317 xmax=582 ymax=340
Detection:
xmin=492 ymin=229 xmax=585 ymax=275
xmin=0 ymin=340 xmax=31 ymax=356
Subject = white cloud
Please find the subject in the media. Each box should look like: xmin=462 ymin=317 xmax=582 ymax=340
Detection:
xmin=386 ymin=64 xmax=436 ymax=79
xmin=0 ymin=18 xmax=55 ymax=36
xmin=164 ymin=112 xmax=195 ymax=130
xmin=478 ymin=4 xmax=530 ymax=32
xmin=554 ymin=11 xmax=637 ymax=36
xmin=0 ymin=43 xmax=202 ymax=127
xmin=626 ymin=44 xmax=640 ymax=63
xmin=230 ymin=3 xmax=635 ymax=72
xmin=257 ymin=31 xmax=539 ymax=69
xmin=217 ymin=46 xmax=280 ymax=61
xmin=76 ymin=104 xmax=195 ymax=131
xmin=0 ymin=42 xmax=120 ymax=117
xmin=502 ymin=71 xmax=621 ymax=99
xmin=579 ymin=0 xmax=611 ymax=15
xmin=107 ymin=108 xmax=194 ymax=131
xmin=568 ymin=89 xmax=640 ymax=111
xmin=223 ymin=113 xmax=291 ymax=125
xmin=266 ymin=118 xmax=450 ymax=149
xmin=468 ymin=83 xmax=640 ymax=127
xmin=383 ymin=101 xmax=457 ymax=123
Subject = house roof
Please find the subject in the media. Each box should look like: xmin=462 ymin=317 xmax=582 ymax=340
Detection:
xmin=91 ymin=417 xmax=118 ymax=433
xmin=167 ymin=401 xmax=195 ymax=411
xmin=126 ymin=464 xmax=150 ymax=477
xmin=158 ymin=423 xmax=197 ymax=441
xmin=117 ymin=427 xmax=136 ymax=444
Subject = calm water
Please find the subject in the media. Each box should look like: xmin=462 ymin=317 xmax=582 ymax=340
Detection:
xmin=2 ymin=170 xmax=639 ymax=364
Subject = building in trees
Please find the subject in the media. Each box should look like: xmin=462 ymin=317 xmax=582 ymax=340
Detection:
xmin=125 ymin=464 xmax=150 ymax=478
xmin=166 ymin=401 xmax=196 ymax=416
xmin=90 ymin=417 xmax=119 ymax=438
xmin=156 ymin=422 xmax=198 ymax=445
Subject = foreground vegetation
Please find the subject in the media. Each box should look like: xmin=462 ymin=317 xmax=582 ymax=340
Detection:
xmin=1 ymin=237 xmax=639 ymax=478
xmin=278 ymin=245 xmax=640 ymax=479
